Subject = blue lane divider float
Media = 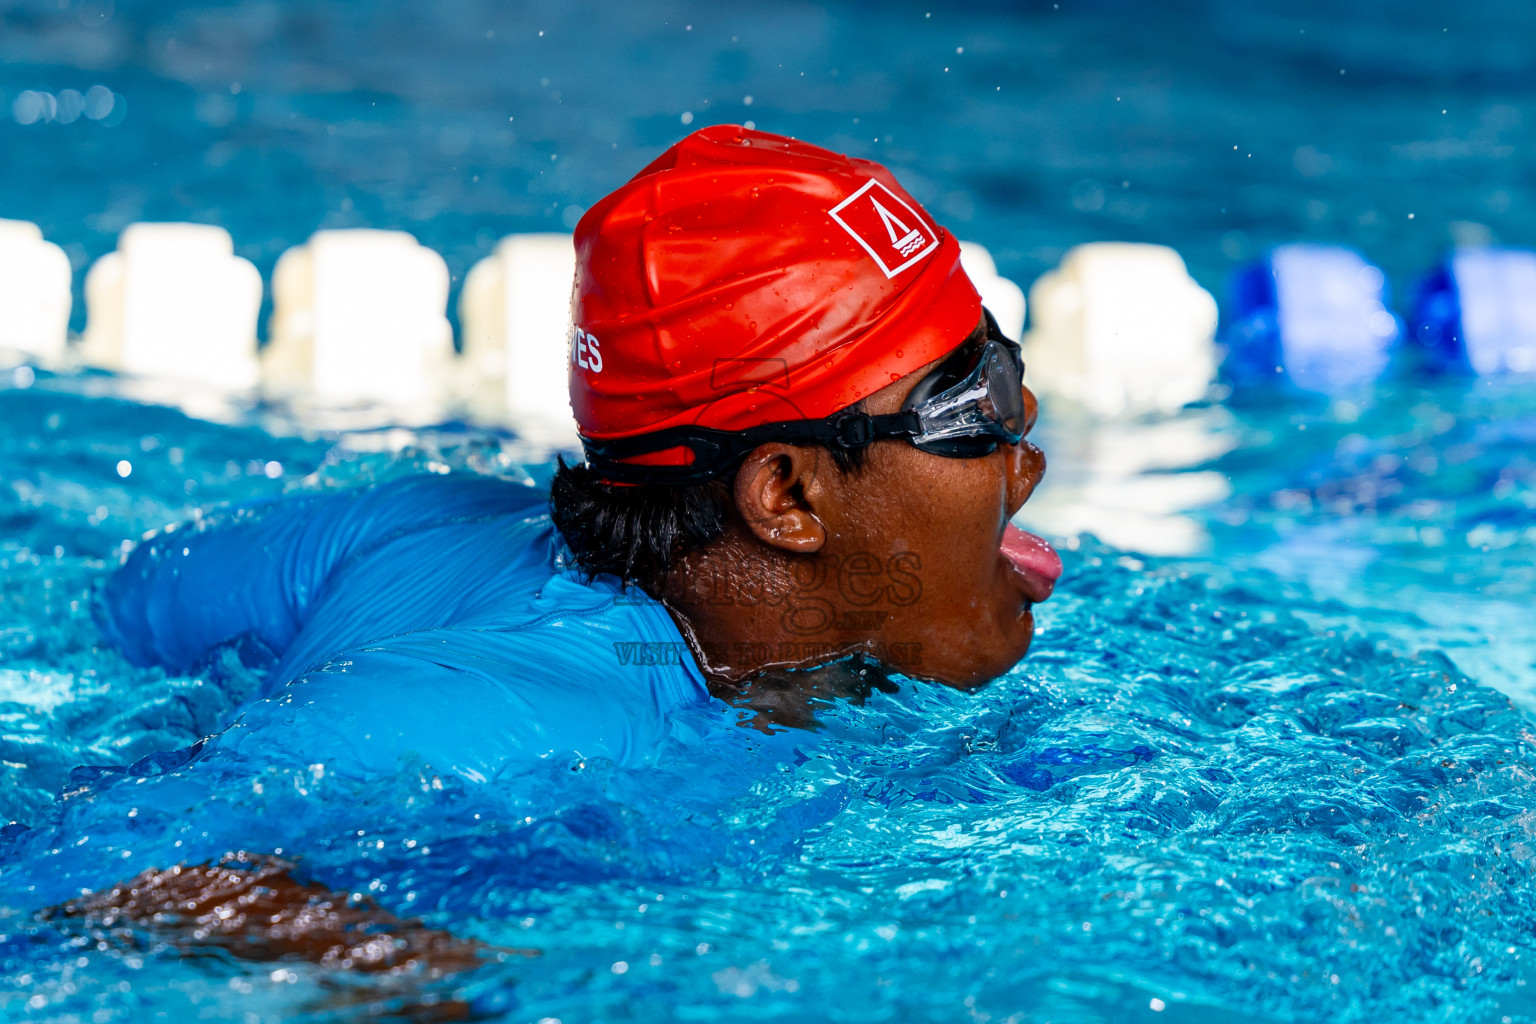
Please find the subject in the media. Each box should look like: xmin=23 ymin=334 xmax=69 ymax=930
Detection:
xmin=1222 ymin=243 xmax=1402 ymax=393
xmin=1412 ymin=248 xmax=1536 ymax=376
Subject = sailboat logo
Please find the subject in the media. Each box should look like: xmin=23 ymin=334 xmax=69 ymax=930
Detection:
xmin=828 ymin=179 xmax=940 ymax=278
xmin=872 ymin=199 xmax=926 ymax=257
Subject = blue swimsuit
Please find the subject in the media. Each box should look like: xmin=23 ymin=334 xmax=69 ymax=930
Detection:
xmin=96 ymin=473 xmax=714 ymax=782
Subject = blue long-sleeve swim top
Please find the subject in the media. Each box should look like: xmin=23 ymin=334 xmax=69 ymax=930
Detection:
xmin=96 ymin=472 xmax=714 ymax=784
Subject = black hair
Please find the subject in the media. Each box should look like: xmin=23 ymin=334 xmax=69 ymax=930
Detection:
xmin=550 ymin=403 xmax=867 ymax=595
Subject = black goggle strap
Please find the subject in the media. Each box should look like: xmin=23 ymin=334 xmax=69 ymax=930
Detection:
xmin=580 ymin=408 xmax=924 ymax=486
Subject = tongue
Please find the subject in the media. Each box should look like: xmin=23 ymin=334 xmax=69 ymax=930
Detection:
xmin=1001 ymin=524 xmax=1063 ymax=600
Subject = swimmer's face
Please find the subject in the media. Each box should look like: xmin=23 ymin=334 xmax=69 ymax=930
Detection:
xmin=727 ymin=330 xmax=1051 ymax=687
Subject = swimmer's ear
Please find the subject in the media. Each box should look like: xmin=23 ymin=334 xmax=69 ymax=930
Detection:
xmin=732 ymin=444 xmax=828 ymax=553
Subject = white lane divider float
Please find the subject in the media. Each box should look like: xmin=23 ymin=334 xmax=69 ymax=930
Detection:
xmin=0 ymin=219 xmax=72 ymax=364
xmin=264 ymin=229 xmax=453 ymax=411
xmin=957 ymin=242 xmax=1026 ymax=342
xmin=460 ymin=233 xmax=579 ymax=446
xmin=81 ymin=223 xmax=262 ymax=389
xmin=1024 ymin=242 xmax=1218 ymax=416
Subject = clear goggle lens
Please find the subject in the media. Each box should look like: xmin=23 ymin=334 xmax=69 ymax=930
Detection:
xmin=904 ymin=336 xmax=1025 ymax=457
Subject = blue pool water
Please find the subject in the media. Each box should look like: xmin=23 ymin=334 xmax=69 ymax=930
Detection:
xmin=4 ymin=369 xmax=1536 ymax=1023
xmin=5 ymin=0 xmax=1536 ymax=1020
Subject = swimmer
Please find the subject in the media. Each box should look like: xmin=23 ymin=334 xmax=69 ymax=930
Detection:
xmin=44 ymin=125 xmax=1060 ymax=967
xmin=553 ymin=124 xmax=1060 ymax=715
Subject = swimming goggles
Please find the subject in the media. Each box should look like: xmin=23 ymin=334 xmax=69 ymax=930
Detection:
xmin=581 ymin=308 xmax=1026 ymax=485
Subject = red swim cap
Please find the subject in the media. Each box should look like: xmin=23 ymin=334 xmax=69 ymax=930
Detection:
xmin=569 ymin=125 xmax=981 ymax=453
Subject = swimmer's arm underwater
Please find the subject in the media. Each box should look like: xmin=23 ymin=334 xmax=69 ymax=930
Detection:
xmin=43 ymin=852 xmax=532 ymax=1005
xmin=45 ymin=854 xmax=490 ymax=971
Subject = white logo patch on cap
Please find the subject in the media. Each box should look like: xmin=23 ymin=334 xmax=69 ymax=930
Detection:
xmin=828 ymin=179 xmax=940 ymax=279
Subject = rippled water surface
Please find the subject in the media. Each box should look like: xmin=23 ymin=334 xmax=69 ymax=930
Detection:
xmin=5 ymin=1 xmax=1536 ymax=1016
xmin=3 ymin=369 xmax=1536 ymax=1023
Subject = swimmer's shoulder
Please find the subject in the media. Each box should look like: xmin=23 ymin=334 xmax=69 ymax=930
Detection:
xmin=219 ymin=590 xmax=711 ymax=779
xmin=100 ymin=472 xmax=553 ymax=671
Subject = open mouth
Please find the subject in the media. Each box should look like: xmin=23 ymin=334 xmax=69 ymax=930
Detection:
xmin=1001 ymin=524 xmax=1063 ymax=604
